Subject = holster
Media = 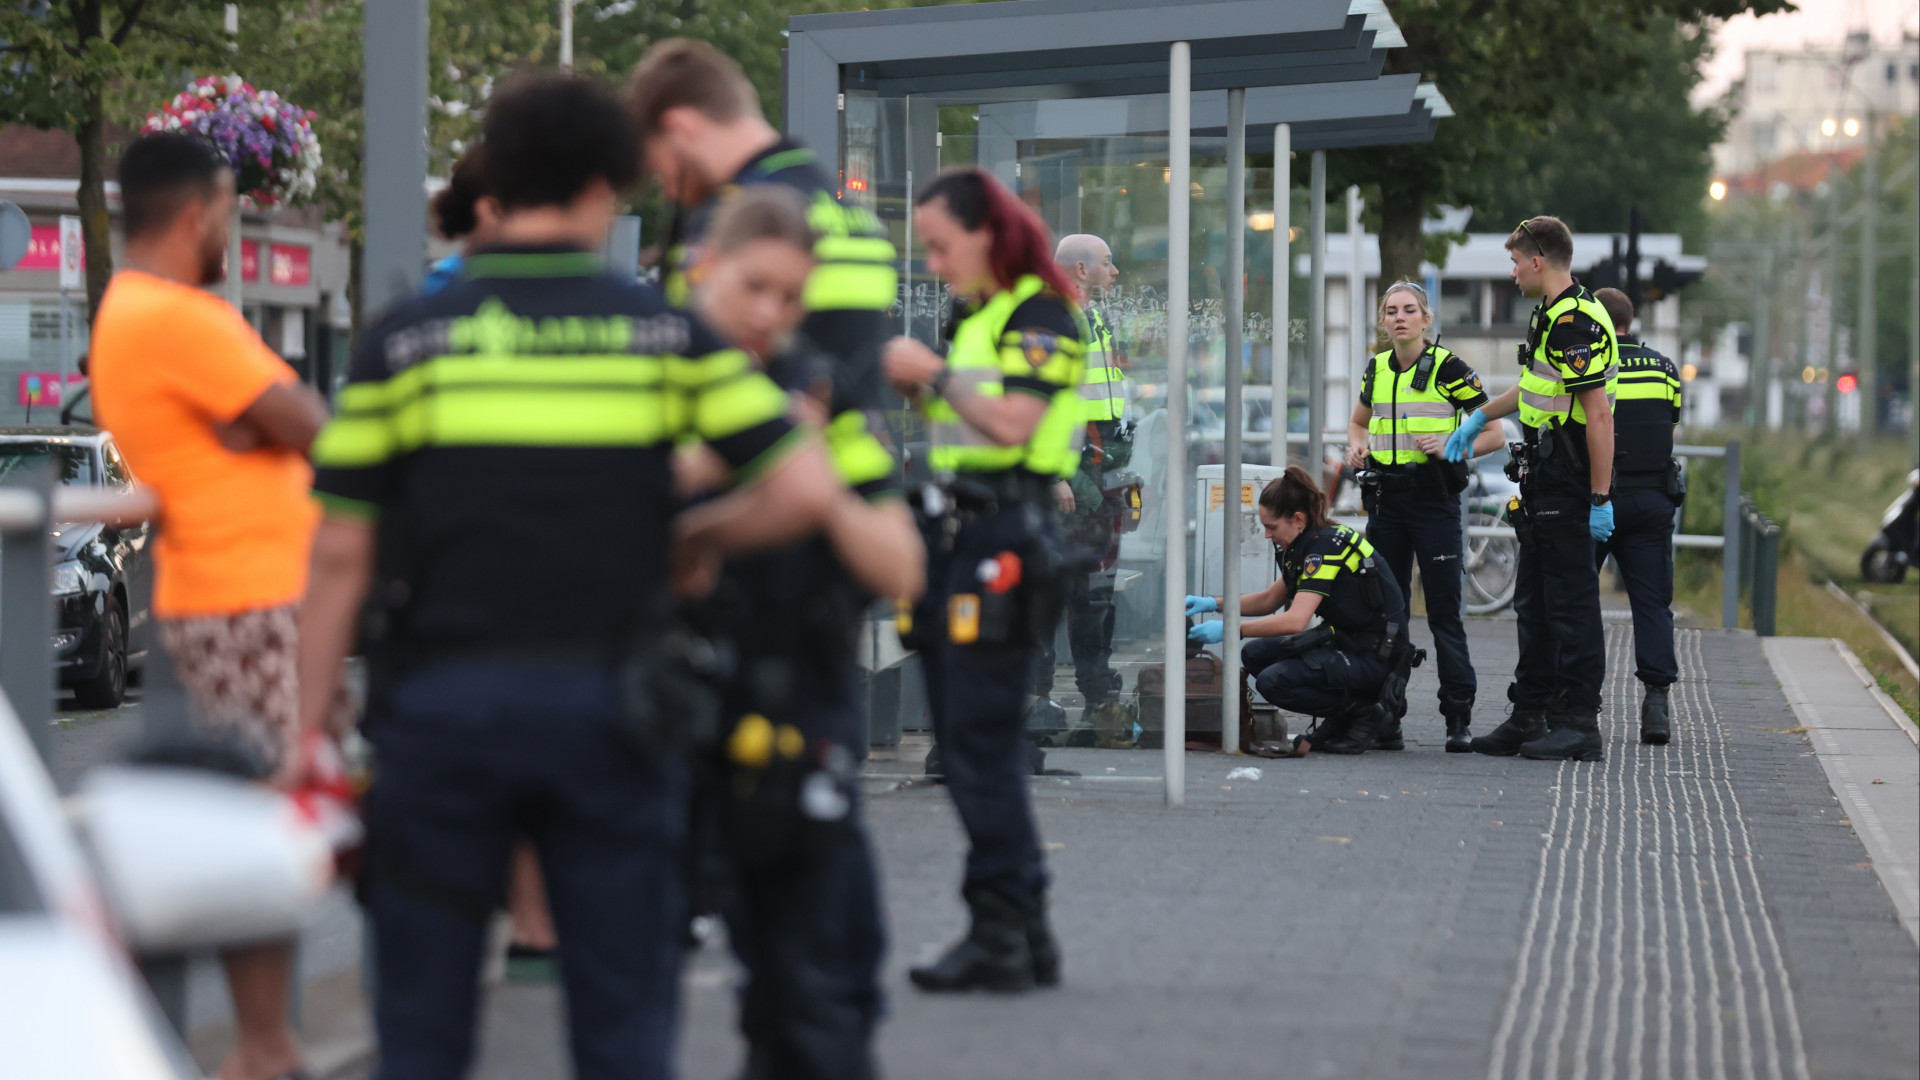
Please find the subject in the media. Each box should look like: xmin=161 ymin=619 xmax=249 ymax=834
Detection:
xmin=1262 ymin=623 xmax=1337 ymax=662
xmin=614 ymin=620 xmax=734 ymax=759
xmin=1376 ymin=633 xmax=1428 ymax=721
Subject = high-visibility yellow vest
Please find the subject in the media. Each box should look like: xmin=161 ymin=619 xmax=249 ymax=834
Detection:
xmin=1518 ymin=288 xmax=1618 ymax=430
xmin=1365 ymin=345 xmax=1463 ymax=465
xmin=1079 ymin=305 xmax=1124 ymax=422
xmin=926 ymin=274 xmax=1086 ymax=477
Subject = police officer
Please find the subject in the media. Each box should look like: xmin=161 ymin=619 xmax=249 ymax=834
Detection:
xmin=1035 ymin=233 xmax=1130 ymax=735
xmin=1185 ymin=466 xmax=1411 ymax=755
xmin=626 ymin=38 xmax=900 ymax=500
xmin=294 ymin=71 xmax=851 ymax=1079
xmin=1593 ymin=287 xmax=1683 ymax=745
xmin=1342 ymin=281 xmax=1504 ymax=752
xmin=882 ymin=168 xmax=1086 ymax=993
xmin=1446 ymin=215 xmax=1619 ymax=762
xmin=680 ymin=186 xmax=924 ymax=1080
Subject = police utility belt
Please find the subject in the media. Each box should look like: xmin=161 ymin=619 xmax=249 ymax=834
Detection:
xmin=1615 ymin=457 xmax=1688 ymax=499
xmin=1502 ymin=423 xmax=1590 ymax=486
xmin=898 ymin=471 xmax=1073 ymax=652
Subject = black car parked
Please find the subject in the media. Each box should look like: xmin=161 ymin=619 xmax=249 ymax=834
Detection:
xmin=0 ymin=428 xmax=151 ymax=707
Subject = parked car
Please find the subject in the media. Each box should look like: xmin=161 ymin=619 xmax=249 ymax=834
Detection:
xmin=0 ymin=428 xmax=150 ymax=708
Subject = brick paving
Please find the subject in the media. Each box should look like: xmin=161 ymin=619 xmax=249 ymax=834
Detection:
xmin=455 ymin=619 xmax=1920 ymax=1080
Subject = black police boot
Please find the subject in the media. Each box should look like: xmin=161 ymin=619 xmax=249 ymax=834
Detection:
xmin=924 ymin=741 xmax=943 ymax=779
xmin=1640 ymin=685 xmax=1672 ymax=745
xmin=1317 ymin=702 xmax=1391 ymax=755
xmin=1373 ymin=711 xmax=1406 ymax=751
xmin=909 ymin=888 xmax=1036 ymax=993
xmin=1470 ymin=707 xmax=1549 ymax=757
xmin=1520 ymin=709 xmax=1604 ymax=761
xmin=1444 ymin=708 xmax=1474 ymax=754
xmin=1027 ymin=892 xmax=1061 ymax=987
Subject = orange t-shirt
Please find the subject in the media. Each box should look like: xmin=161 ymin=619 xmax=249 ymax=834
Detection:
xmin=89 ymin=271 xmax=319 ymax=618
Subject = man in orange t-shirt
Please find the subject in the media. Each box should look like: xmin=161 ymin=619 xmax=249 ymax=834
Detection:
xmin=86 ymin=132 xmax=326 ymax=1080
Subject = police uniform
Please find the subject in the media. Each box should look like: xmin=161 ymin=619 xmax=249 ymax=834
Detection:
xmin=1595 ymin=333 xmax=1682 ymax=743
xmin=311 ymin=246 xmax=798 ymax=1078
xmin=1037 ymin=303 xmax=1130 ymax=726
xmin=1241 ymin=523 xmax=1408 ymax=749
xmin=1358 ymin=343 xmax=1488 ymax=749
xmin=666 ymin=142 xmax=899 ymax=1078
xmin=1473 ymin=282 xmax=1619 ymax=761
xmin=907 ymin=274 xmax=1085 ymax=993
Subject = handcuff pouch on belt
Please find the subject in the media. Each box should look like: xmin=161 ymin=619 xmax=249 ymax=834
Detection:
xmin=898 ymin=478 xmax=1072 ymax=652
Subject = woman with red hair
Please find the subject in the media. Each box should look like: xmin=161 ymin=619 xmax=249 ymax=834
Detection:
xmin=883 ymin=168 xmax=1086 ymax=994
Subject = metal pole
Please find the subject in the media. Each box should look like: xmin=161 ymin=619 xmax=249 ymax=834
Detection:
xmin=558 ymin=0 xmax=575 ymax=67
xmin=1911 ymin=123 xmax=1919 ymax=468
xmin=1824 ymin=170 xmax=1843 ymax=435
xmin=362 ymin=0 xmax=430 ymax=315
xmin=0 ymin=468 xmax=54 ymax=767
xmin=1857 ymin=108 xmax=1878 ymax=445
xmin=903 ymin=98 xmax=914 ymax=339
xmin=1346 ymin=186 xmax=1365 ymax=430
xmin=1163 ymin=40 xmax=1191 ymax=807
xmin=1721 ymin=439 xmax=1741 ymax=630
xmin=1307 ymin=151 xmax=1326 ymax=478
xmin=1271 ymin=124 xmax=1290 ymax=469
xmin=59 ymin=287 xmax=70 ymax=409
xmin=1749 ymin=235 xmax=1772 ymax=429
xmin=224 ymin=5 xmax=244 ymax=313
xmin=1221 ymin=87 xmax=1245 ymax=756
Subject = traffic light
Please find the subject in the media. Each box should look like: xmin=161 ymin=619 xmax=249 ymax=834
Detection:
xmin=1836 ymin=372 xmax=1859 ymax=394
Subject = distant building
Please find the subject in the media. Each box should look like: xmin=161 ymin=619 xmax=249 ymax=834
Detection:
xmin=1716 ymin=31 xmax=1920 ymax=181
xmin=0 ymin=124 xmax=351 ymax=426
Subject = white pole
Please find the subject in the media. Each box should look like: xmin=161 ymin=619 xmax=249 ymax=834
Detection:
xmin=1271 ymin=123 xmax=1290 ymax=469
xmin=1222 ymin=87 xmax=1245 ymax=757
xmin=59 ymin=288 xmax=70 ymax=412
xmin=1347 ymin=185 xmax=1365 ymax=427
xmin=1306 ymin=152 xmax=1326 ymax=477
xmin=224 ymin=3 xmax=243 ymax=312
xmin=1163 ymin=40 xmax=1191 ymax=807
xmin=559 ymin=0 xmax=575 ymax=67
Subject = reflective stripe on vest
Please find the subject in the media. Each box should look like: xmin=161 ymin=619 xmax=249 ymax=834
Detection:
xmin=1366 ymin=345 xmax=1461 ymax=465
xmin=1517 ymin=291 xmax=1619 ymax=430
xmin=1079 ymin=306 xmax=1125 ymax=422
xmin=926 ymin=275 xmax=1087 ymax=477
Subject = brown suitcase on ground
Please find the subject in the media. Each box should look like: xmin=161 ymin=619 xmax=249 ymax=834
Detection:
xmin=1137 ymin=648 xmax=1253 ymax=748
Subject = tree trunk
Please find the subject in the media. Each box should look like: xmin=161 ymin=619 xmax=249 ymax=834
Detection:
xmin=76 ymin=96 xmax=114 ymax=325
xmin=1377 ymin=190 xmax=1428 ymax=293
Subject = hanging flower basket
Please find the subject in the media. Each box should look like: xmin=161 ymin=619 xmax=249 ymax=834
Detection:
xmin=141 ymin=74 xmax=321 ymax=208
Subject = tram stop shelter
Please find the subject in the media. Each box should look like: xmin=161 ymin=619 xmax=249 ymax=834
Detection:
xmin=781 ymin=0 xmax=1453 ymax=804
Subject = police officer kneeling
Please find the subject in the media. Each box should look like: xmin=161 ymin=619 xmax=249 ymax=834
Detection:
xmin=1593 ymin=287 xmax=1684 ymax=744
xmin=1186 ymin=467 xmax=1415 ymax=755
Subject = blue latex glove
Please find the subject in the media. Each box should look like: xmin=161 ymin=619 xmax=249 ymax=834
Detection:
xmin=1188 ymin=620 xmax=1224 ymax=645
xmin=1184 ymin=594 xmax=1219 ymax=616
xmin=1589 ymin=501 xmax=1615 ymax=543
xmin=1444 ymin=410 xmax=1489 ymax=462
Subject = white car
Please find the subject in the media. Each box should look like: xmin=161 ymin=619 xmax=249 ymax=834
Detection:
xmin=0 ymin=695 xmax=334 ymax=1079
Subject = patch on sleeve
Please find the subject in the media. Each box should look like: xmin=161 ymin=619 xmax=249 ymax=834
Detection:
xmin=1019 ymin=331 xmax=1059 ymax=370
xmin=1468 ymin=372 xmax=1483 ymax=391
xmin=1556 ymin=313 xmax=1575 ymax=325
xmin=1303 ymin=553 xmax=1323 ymax=576
xmin=1564 ymin=344 xmax=1591 ymax=375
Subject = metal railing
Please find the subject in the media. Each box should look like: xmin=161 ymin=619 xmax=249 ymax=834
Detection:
xmin=1736 ymin=496 xmax=1783 ymax=637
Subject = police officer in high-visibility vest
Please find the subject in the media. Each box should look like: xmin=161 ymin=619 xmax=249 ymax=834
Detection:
xmin=1593 ymin=287 xmax=1684 ymax=745
xmin=1343 ymin=281 xmax=1505 ymax=752
xmin=1034 ymin=233 xmax=1130 ymax=732
xmin=1446 ymin=216 xmax=1619 ymax=762
xmin=883 ymin=168 xmax=1085 ymax=993
xmin=627 ymin=39 xmax=900 ymax=503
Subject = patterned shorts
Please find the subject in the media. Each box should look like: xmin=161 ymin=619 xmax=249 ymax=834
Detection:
xmin=159 ymin=605 xmax=301 ymax=775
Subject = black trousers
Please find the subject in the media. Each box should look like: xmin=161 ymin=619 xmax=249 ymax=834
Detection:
xmin=923 ymin=501 xmax=1051 ymax=907
xmin=1365 ymin=486 xmax=1475 ymax=717
xmin=1242 ymin=637 xmax=1389 ymax=718
xmin=1510 ymin=457 xmax=1607 ymax=715
xmin=1596 ymin=485 xmax=1679 ymax=687
xmin=1035 ymin=570 xmax=1118 ymax=700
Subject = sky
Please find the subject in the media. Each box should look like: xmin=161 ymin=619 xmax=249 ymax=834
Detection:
xmin=1698 ymin=0 xmax=1920 ymax=102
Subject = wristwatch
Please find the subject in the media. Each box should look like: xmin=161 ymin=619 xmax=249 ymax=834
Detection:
xmin=1589 ymin=491 xmax=1612 ymax=507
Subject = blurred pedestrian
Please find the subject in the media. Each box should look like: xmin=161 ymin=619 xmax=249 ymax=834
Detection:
xmin=1592 ymin=287 xmax=1683 ymax=745
xmin=89 ymin=131 xmax=328 ymax=1080
xmin=295 ymin=70 xmax=846 ymax=1080
xmin=883 ymin=168 xmax=1085 ymax=993
xmin=421 ymin=145 xmax=500 ymax=296
xmin=680 ymin=184 xmax=922 ymax=1080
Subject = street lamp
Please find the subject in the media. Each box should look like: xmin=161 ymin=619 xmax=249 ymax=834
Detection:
xmin=1843 ymin=116 xmax=1861 ymax=138
xmin=1821 ymin=117 xmax=1838 ymax=137
xmin=1709 ymin=180 xmax=1727 ymax=201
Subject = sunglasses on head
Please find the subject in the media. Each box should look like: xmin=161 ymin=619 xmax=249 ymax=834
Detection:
xmin=1515 ymin=220 xmax=1548 ymax=259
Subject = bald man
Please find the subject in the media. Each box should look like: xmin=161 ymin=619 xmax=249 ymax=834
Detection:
xmin=1035 ymin=233 xmax=1133 ymax=739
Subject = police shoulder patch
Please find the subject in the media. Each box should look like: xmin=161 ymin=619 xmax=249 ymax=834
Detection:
xmin=1018 ymin=331 xmax=1058 ymax=369
xmin=1565 ymin=344 xmax=1591 ymax=374
xmin=1303 ymin=553 xmax=1323 ymax=575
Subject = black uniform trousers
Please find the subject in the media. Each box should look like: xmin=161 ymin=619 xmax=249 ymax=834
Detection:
xmin=1365 ymin=484 xmax=1476 ymax=717
xmin=1242 ymin=636 xmax=1390 ymax=719
xmin=1034 ymin=540 xmax=1119 ymax=701
xmin=361 ymin=659 xmax=687 ymax=1080
xmin=1510 ymin=452 xmax=1607 ymax=715
xmin=922 ymin=499 xmax=1051 ymax=908
xmin=723 ymin=689 xmax=884 ymax=1080
xmin=1595 ymin=484 xmax=1679 ymax=688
